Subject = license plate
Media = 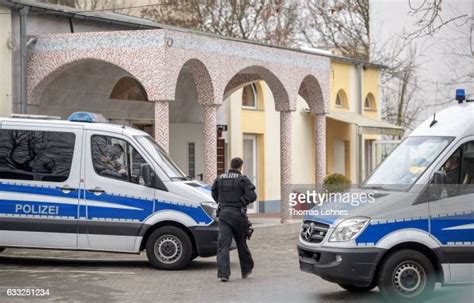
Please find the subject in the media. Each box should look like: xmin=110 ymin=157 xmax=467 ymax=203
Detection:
xmin=299 ymin=261 xmax=313 ymax=273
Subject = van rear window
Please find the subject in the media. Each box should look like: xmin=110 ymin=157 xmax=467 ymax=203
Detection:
xmin=0 ymin=129 xmax=75 ymax=182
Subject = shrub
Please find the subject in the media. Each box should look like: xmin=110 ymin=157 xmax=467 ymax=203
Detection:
xmin=323 ymin=173 xmax=351 ymax=193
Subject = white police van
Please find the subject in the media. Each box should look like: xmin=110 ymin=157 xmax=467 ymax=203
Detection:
xmin=0 ymin=112 xmax=218 ymax=270
xmin=298 ymin=90 xmax=474 ymax=300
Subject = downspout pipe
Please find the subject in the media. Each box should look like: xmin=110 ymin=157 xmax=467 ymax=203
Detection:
xmin=356 ymin=63 xmax=363 ymax=185
xmin=19 ymin=5 xmax=29 ymax=114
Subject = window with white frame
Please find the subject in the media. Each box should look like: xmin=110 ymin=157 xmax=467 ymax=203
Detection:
xmin=335 ymin=89 xmax=348 ymax=109
xmin=242 ymin=83 xmax=258 ymax=108
xmin=364 ymin=93 xmax=376 ymax=110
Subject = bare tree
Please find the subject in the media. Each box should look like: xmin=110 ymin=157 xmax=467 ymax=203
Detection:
xmin=141 ymin=0 xmax=299 ymax=47
xmin=432 ymin=29 xmax=474 ymax=104
xmin=379 ymin=45 xmax=424 ymax=131
xmin=406 ymin=0 xmax=471 ymax=40
xmin=403 ymin=0 xmax=473 ymax=105
xmin=300 ymin=0 xmax=370 ymax=61
xmin=300 ymin=0 xmax=423 ymax=130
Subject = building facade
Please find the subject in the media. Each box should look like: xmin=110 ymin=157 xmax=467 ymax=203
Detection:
xmin=0 ymin=0 xmax=403 ymax=218
xmin=181 ymin=60 xmax=402 ymax=213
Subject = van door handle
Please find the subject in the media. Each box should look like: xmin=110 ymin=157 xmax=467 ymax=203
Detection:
xmin=60 ymin=186 xmax=78 ymax=193
xmin=87 ymin=188 xmax=105 ymax=195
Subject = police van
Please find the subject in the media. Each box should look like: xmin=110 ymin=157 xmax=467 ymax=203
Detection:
xmin=298 ymin=90 xmax=474 ymax=300
xmin=0 ymin=112 xmax=218 ymax=270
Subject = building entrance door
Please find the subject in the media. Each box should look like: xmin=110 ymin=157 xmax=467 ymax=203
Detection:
xmin=243 ymin=135 xmax=258 ymax=213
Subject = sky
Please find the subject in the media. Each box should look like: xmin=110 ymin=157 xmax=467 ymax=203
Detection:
xmin=371 ymin=0 xmax=474 ymax=124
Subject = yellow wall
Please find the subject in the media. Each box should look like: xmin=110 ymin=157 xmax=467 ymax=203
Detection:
xmin=362 ymin=67 xmax=381 ymax=120
xmin=329 ymin=61 xmax=357 ymax=180
xmin=0 ymin=6 xmax=12 ymax=117
xmin=361 ymin=67 xmax=382 ymax=177
xmin=330 ymin=62 xmax=354 ymax=112
xmin=241 ymin=103 xmax=265 ymax=200
xmin=291 ymin=97 xmax=316 ymax=184
xmin=326 ymin=118 xmax=352 ymax=180
xmin=241 ymin=109 xmax=265 ymax=134
xmin=261 ymin=83 xmax=281 ymax=202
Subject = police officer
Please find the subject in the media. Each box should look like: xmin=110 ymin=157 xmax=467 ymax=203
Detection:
xmin=212 ymin=157 xmax=257 ymax=282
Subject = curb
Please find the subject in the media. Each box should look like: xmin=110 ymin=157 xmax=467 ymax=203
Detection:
xmin=252 ymin=221 xmax=301 ymax=237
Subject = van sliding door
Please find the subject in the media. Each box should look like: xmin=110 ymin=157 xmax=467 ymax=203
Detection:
xmin=81 ymin=130 xmax=155 ymax=252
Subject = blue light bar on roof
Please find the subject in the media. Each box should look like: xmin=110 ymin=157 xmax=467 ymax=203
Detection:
xmin=68 ymin=112 xmax=109 ymax=123
xmin=455 ymin=89 xmax=466 ymax=103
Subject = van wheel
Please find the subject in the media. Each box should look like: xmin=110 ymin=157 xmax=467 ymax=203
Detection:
xmin=0 ymin=248 xmax=5 ymax=253
xmin=338 ymin=283 xmax=376 ymax=292
xmin=378 ymin=249 xmax=435 ymax=301
xmin=146 ymin=226 xmax=192 ymax=270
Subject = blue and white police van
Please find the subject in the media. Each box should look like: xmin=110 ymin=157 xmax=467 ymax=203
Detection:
xmin=298 ymin=90 xmax=474 ymax=300
xmin=0 ymin=112 xmax=218 ymax=270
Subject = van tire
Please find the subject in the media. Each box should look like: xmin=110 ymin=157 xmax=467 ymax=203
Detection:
xmin=146 ymin=226 xmax=193 ymax=270
xmin=378 ymin=249 xmax=435 ymax=301
xmin=338 ymin=283 xmax=376 ymax=292
xmin=0 ymin=248 xmax=5 ymax=253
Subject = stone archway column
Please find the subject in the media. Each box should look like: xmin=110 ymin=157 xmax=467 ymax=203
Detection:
xmin=280 ymin=110 xmax=292 ymax=223
xmin=314 ymin=113 xmax=327 ymax=188
xmin=203 ymin=104 xmax=218 ymax=185
xmin=154 ymin=100 xmax=170 ymax=153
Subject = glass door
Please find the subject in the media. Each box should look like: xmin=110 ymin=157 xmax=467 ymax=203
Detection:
xmin=243 ymin=135 xmax=258 ymax=213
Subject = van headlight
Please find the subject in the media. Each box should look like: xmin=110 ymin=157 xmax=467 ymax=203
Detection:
xmin=201 ymin=202 xmax=218 ymax=220
xmin=329 ymin=217 xmax=370 ymax=242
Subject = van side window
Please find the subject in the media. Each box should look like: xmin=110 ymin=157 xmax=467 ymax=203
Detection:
xmin=91 ymin=135 xmax=151 ymax=185
xmin=461 ymin=142 xmax=474 ymax=194
xmin=129 ymin=144 xmax=149 ymax=184
xmin=439 ymin=141 xmax=474 ymax=197
xmin=0 ymin=129 xmax=75 ymax=182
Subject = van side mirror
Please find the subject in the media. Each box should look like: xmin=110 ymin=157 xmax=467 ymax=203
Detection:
xmin=430 ymin=171 xmax=448 ymax=200
xmin=140 ymin=164 xmax=152 ymax=187
xmin=139 ymin=164 xmax=168 ymax=191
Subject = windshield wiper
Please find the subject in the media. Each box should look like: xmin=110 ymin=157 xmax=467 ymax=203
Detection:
xmin=170 ymin=176 xmax=188 ymax=181
xmin=362 ymin=185 xmax=387 ymax=191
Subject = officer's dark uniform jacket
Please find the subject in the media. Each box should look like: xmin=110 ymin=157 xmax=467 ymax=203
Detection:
xmin=211 ymin=168 xmax=257 ymax=279
xmin=211 ymin=169 xmax=257 ymax=209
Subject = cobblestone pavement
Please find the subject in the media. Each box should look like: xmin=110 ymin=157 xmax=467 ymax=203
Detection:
xmin=0 ymin=233 xmax=472 ymax=303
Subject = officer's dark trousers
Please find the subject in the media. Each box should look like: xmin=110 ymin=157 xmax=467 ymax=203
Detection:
xmin=217 ymin=208 xmax=254 ymax=279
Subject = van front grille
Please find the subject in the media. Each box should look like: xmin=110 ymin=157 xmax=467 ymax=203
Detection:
xmin=300 ymin=221 xmax=330 ymax=243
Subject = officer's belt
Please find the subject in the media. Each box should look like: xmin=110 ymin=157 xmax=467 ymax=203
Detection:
xmin=219 ymin=204 xmax=244 ymax=209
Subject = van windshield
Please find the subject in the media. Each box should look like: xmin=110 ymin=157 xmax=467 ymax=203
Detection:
xmin=135 ymin=136 xmax=188 ymax=180
xmin=363 ymin=136 xmax=453 ymax=191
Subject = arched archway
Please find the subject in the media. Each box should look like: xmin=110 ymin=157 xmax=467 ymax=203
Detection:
xmin=298 ymin=75 xmax=325 ymax=114
xmin=297 ymin=74 xmax=327 ymax=190
xmin=28 ymin=58 xmax=153 ymax=107
xmin=177 ymin=59 xmax=215 ymax=106
xmin=168 ymin=59 xmax=216 ymax=183
xmin=224 ymin=65 xmax=290 ymax=111
xmin=215 ymin=65 xmax=293 ymax=219
xmin=29 ymin=59 xmax=154 ymax=130
xmin=110 ymin=76 xmax=148 ymax=101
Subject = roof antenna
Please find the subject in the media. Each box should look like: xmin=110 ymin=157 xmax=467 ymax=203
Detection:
xmin=429 ymin=82 xmax=439 ymax=128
